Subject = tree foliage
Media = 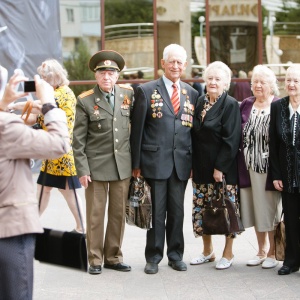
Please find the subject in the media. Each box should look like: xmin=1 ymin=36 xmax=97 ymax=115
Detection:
xmin=63 ymin=39 xmax=95 ymax=97
xmin=105 ymin=0 xmax=153 ymax=25
xmin=276 ymin=0 xmax=300 ymax=22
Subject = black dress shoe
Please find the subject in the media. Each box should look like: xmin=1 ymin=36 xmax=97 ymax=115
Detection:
xmin=88 ymin=265 xmax=102 ymax=275
xmin=278 ymin=265 xmax=299 ymax=275
xmin=144 ymin=262 xmax=158 ymax=274
xmin=103 ymin=263 xmax=131 ymax=272
xmin=168 ymin=260 xmax=187 ymax=271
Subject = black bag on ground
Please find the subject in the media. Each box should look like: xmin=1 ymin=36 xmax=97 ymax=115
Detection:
xmin=35 ymin=229 xmax=88 ymax=271
xmin=34 ymin=161 xmax=88 ymax=272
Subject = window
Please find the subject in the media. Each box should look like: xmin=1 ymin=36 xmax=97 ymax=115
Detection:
xmin=66 ymin=8 xmax=74 ymax=23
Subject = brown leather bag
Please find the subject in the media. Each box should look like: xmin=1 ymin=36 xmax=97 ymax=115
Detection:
xmin=201 ymin=181 xmax=231 ymax=235
xmin=201 ymin=178 xmax=244 ymax=235
xmin=274 ymin=213 xmax=285 ymax=261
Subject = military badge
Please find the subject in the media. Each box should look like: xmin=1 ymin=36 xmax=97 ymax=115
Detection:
xmin=182 ymin=89 xmax=187 ymax=95
xmin=121 ymin=95 xmax=131 ymax=109
xmin=93 ymin=105 xmax=100 ymax=115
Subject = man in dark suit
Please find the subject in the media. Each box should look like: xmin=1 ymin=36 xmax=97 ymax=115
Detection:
xmin=130 ymin=44 xmax=198 ymax=274
xmin=73 ymin=50 xmax=134 ymax=275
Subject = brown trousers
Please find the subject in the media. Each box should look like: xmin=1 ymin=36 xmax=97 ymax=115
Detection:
xmin=85 ymin=177 xmax=130 ymax=266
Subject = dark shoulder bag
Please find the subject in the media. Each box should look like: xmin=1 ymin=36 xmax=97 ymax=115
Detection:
xmin=34 ymin=161 xmax=88 ymax=272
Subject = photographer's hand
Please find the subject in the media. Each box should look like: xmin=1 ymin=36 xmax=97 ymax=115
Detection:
xmin=0 ymin=73 xmax=28 ymax=111
xmin=34 ymin=75 xmax=55 ymax=105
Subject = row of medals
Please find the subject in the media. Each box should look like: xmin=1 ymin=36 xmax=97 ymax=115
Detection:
xmin=182 ymin=97 xmax=193 ymax=127
xmin=151 ymin=89 xmax=193 ymax=127
xmin=151 ymin=90 xmax=163 ymax=118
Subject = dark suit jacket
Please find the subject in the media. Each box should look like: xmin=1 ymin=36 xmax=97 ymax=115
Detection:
xmin=192 ymin=92 xmax=241 ymax=184
xmin=130 ymin=77 xmax=198 ymax=181
xmin=270 ymin=96 xmax=300 ymax=193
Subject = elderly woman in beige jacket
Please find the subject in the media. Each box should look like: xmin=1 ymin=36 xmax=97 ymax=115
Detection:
xmin=0 ymin=73 xmax=70 ymax=300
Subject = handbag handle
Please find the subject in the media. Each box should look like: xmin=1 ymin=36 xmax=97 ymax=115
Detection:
xmin=207 ymin=178 xmax=227 ymax=208
xmin=38 ymin=160 xmax=85 ymax=233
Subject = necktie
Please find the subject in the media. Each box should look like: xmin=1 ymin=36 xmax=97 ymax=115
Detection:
xmin=171 ymin=83 xmax=180 ymax=115
xmin=106 ymin=93 xmax=114 ymax=110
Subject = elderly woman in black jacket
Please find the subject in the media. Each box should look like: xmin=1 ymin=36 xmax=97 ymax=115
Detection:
xmin=190 ymin=61 xmax=241 ymax=270
xmin=270 ymin=64 xmax=300 ymax=275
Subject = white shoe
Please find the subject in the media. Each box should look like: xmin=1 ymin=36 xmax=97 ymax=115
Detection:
xmin=247 ymin=256 xmax=266 ymax=266
xmin=262 ymin=257 xmax=279 ymax=269
xmin=216 ymin=256 xmax=234 ymax=270
xmin=190 ymin=252 xmax=215 ymax=265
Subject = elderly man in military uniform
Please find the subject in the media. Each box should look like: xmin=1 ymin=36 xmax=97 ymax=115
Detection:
xmin=73 ymin=50 xmax=134 ymax=275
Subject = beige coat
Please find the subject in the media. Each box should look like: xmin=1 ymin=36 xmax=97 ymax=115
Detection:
xmin=0 ymin=108 xmax=70 ymax=238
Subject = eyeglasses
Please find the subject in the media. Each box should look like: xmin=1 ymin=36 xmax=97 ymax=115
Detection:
xmin=98 ymin=70 xmax=117 ymax=77
xmin=166 ymin=60 xmax=184 ymax=67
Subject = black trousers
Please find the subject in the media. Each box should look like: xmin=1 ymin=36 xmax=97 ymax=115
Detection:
xmin=145 ymin=168 xmax=188 ymax=263
xmin=0 ymin=234 xmax=36 ymax=300
xmin=282 ymin=191 xmax=300 ymax=268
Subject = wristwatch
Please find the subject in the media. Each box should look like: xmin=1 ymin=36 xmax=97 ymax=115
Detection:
xmin=41 ymin=103 xmax=56 ymax=115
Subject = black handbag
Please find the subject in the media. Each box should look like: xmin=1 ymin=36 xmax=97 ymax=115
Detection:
xmin=34 ymin=161 xmax=88 ymax=272
xmin=126 ymin=176 xmax=152 ymax=229
xmin=201 ymin=181 xmax=231 ymax=235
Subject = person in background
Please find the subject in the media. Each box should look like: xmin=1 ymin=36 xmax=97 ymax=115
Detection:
xmin=190 ymin=61 xmax=241 ymax=270
xmin=233 ymin=70 xmax=253 ymax=102
xmin=0 ymin=73 xmax=69 ymax=300
xmin=131 ymin=70 xmax=144 ymax=95
xmin=269 ymin=64 xmax=300 ymax=275
xmin=227 ymin=69 xmax=236 ymax=97
xmin=157 ymin=69 xmax=164 ymax=78
xmin=15 ymin=59 xmax=86 ymax=234
xmin=131 ymin=44 xmax=198 ymax=274
xmin=191 ymin=68 xmax=203 ymax=96
xmin=73 ymin=50 xmax=134 ymax=275
xmin=238 ymin=65 xmax=282 ymax=269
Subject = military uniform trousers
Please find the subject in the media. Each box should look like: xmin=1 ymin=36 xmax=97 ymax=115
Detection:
xmin=85 ymin=177 xmax=130 ymax=266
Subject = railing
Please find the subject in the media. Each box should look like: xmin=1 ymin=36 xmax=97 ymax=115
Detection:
xmin=273 ymin=22 xmax=300 ymax=35
xmin=105 ymin=23 xmax=154 ymax=40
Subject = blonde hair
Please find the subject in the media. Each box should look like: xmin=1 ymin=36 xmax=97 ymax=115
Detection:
xmin=251 ymin=65 xmax=279 ymax=96
xmin=203 ymin=61 xmax=231 ymax=91
xmin=37 ymin=59 xmax=69 ymax=87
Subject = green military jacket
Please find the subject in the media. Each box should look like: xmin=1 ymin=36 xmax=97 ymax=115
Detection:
xmin=73 ymin=84 xmax=134 ymax=181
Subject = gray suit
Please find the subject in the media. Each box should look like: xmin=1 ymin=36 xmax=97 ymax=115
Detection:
xmin=73 ymin=84 xmax=133 ymax=266
xmin=131 ymin=77 xmax=198 ymax=263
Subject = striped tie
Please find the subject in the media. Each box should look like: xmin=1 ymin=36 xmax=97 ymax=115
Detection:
xmin=171 ymin=83 xmax=180 ymax=115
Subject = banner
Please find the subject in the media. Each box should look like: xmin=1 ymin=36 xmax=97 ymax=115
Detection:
xmin=0 ymin=0 xmax=62 ymax=78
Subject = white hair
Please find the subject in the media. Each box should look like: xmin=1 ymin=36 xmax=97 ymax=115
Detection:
xmin=163 ymin=44 xmax=187 ymax=62
xmin=203 ymin=61 xmax=231 ymax=91
xmin=251 ymin=65 xmax=279 ymax=96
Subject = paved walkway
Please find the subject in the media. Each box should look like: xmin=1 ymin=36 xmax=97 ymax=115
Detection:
xmin=33 ymin=176 xmax=300 ymax=300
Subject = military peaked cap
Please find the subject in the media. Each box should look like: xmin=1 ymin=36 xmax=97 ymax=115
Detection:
xmin=89 ymin=50 xmax=125 ymax=72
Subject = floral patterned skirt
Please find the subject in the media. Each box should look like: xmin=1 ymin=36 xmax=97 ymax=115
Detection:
xmin=192 ymin=181 xmax=240 ymax=238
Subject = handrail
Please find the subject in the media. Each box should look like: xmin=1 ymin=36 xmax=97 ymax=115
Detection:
xmin=105 ymin=23 xmax=154 ymax=40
